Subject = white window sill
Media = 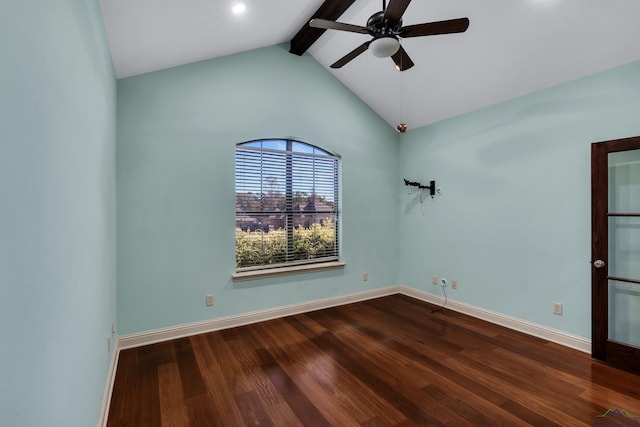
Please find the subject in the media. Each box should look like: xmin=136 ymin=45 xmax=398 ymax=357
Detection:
xmin=232 ymin=261 xmax=346 ymax=282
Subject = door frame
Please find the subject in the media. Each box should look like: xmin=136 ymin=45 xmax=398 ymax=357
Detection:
xmin=591 ymin=135 xmax=640 ymax=373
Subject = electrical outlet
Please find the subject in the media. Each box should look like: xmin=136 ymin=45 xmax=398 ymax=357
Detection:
xmin=432 ymin=275 xmax=438 ymax=285
xmin=553 ymin=302 xmax=563 ymax=315
xmin=451 ymin=279 xmax=457 ymax=289
xmin=363 ymin=272 xmax=368 ymax=281
xmin=111 ymin=322 xmax=115 ymax=337
xmin=206 ymin=295 xmax=214 ymax=306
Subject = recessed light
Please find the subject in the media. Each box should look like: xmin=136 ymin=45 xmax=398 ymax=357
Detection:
xmin=232 ymin=3 xmax=246 ymax=14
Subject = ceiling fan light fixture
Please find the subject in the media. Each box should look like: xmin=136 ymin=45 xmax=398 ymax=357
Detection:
xmin=370 ymin=36 xmax=400 ymax=58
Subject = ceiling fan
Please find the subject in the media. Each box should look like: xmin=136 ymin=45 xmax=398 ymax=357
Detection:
xmin=309 ymin=0 xmax=469 ymax=71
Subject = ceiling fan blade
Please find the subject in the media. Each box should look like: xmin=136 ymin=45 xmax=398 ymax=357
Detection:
xmin=401 ymin=17 xmax=469 ymax=38
xmin=330 ymin=42 xmax=371 ymax=68
xmin=383 ymin=0 xmax=411 ymax=24
xmin=309 ymin=18 xmax=369 ymax=34
xmin=391 ymin=45 xmax=414 ymax=71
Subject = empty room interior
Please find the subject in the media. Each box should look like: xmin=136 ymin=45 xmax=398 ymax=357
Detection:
xmin=3 ymin=0 xmax=640 ymax=426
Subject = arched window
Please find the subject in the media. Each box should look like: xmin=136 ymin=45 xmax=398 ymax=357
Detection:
xmin=235 ymin=139 xmax=340 ymax=271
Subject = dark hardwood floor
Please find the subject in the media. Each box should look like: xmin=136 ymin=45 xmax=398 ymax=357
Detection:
xmin=107 ymin=294 xmax=640 ymax=426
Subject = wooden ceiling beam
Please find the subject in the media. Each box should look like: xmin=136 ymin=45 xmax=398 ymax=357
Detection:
xmin=289 ymin=0 xmax=357 ymax=56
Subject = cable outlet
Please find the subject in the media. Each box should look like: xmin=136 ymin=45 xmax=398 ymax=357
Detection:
xmin=553 ymin=302 xmax=563 ymax=316
xmin=206 ymin=295 xmax=214 ymax=306
xmin=432 ymin=275 xmax=438 ymax=285
xmin=440 ymin=278 xmax=448 ymax=287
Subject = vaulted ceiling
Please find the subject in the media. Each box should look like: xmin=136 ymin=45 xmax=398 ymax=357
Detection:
xmin=99 ymin=0 xmax=640 ymax=130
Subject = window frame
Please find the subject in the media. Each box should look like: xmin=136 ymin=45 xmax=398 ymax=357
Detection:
xmin=233 ymin=139 xmax=342 ymax=279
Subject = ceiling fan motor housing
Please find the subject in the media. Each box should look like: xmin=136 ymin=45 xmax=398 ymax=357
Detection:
xmin=367 ymin=11 xmax=402 ymax=36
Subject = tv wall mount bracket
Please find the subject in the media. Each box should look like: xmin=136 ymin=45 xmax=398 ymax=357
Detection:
xmin=404 ymin=178 xmax=441 ymax=199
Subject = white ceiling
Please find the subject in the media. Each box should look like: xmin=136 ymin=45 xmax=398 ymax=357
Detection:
xmin=99 ymin=0 xmax=640 ymax=130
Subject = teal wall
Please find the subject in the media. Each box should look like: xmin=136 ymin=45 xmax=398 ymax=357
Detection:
xmin=116 ymin=45 xmax=399 ymax=334
xmin=0 ymin=1 xmax=116 ymax=426
xmin=117 ymin=45 xmax=640 ymax=340
xmin=398 ymin=60 xmax=640 ymax=338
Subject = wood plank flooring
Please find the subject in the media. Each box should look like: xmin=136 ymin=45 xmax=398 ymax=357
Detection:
xmin=107 ymin=294 xmax=640 ymax=426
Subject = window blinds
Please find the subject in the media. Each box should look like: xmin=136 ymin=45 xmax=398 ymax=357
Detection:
xmin=235 ymin=140 xmax=339 ymax=270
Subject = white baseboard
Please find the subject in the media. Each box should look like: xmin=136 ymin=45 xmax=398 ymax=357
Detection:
xmin=117 ymin=284 xmax=590 ymax=353
xmin=397 ymin=285 xmax=591 ymax=353
xmin=118 ymin=286 xmax=401 ymax=350
xmin=97 ymin=336 xmax=120 ymax=427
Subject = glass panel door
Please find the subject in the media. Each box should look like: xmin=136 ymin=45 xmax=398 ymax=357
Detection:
xmin=592 ymin=136 xmax=640 ymax=374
